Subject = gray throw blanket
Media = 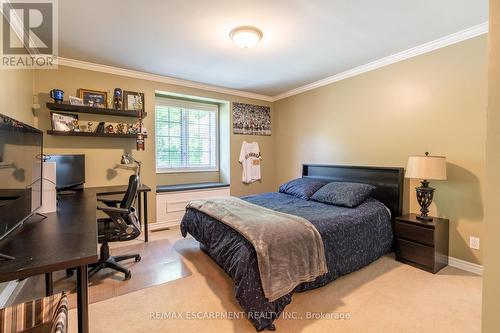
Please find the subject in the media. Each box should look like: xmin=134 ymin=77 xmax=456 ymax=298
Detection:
xmin=186 ymin=196 xmax=328 ymax=302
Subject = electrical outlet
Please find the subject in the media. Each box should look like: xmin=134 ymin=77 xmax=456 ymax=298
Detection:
xmin=469 ymin=236 xmax=480 ymax=250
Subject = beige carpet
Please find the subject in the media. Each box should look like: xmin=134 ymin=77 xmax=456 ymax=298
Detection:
xmin=68 ymin=227 xmax=482 ymax=333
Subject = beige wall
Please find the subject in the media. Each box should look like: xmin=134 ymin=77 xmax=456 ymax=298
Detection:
xmin=0 ymin=69 xmax=34 ymax=125
xmin=482 ymin=2 xmax=500 ymax=331
xmin=33 ymin=66 xmax=275 ymax=223
xmin=274 ymin=36 xmax=487 ymax=265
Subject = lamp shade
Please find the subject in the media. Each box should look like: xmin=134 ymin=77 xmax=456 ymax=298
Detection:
xmin=405 ymin=154 xmax=447 ymax=180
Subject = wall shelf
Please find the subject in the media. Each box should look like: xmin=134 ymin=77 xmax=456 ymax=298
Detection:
xmin=46 ymin=130 xmax=147 ymax=138
xmin=46 ymin=102 xmax=147 ymax=118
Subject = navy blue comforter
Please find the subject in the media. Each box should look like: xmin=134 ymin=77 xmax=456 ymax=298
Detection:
xmin=180 ymin=192 xmax=392 ymax=331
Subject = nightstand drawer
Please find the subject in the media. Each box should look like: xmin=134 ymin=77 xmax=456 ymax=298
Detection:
xmin=395 ymin=221 xmax=434 ymax=246
xmin=395 ymin=238 xmax=434 ymax=268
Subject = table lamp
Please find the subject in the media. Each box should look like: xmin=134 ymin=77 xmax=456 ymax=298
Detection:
xmin=405 ymin=152 xmax=447 ymax=221
xmin=121 ymin=153 xmax=142 ymax=185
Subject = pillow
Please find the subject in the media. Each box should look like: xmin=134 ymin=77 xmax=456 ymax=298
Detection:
xmin=279 ymin=177 xmax=328 ymax=200
xmin=310 ymin=182 xmax=376 ymax=208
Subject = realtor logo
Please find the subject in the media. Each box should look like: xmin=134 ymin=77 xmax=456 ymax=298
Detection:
xmin=1 ymin=0 xmax=58 ymax=68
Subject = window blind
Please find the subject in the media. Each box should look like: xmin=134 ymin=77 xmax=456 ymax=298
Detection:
xmin=155 ymin=97 xmax=218 ymax=172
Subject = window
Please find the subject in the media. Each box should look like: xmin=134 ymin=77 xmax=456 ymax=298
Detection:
xmin=155 ymin=97 xmax=218 ymax=173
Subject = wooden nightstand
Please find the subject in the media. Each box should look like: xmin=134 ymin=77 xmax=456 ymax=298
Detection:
xmin=394 ymin=213 xmax=449 ymax=273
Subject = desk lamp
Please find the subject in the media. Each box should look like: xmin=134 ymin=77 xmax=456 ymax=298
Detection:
xmin=121 ymin=154 xmax=142 ymax=185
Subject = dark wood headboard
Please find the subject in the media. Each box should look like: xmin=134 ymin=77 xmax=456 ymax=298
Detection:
xmin=302 ymin=164 xmax=404 ymax=218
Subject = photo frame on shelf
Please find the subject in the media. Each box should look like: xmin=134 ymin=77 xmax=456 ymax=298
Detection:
xmin=78 ymin=89 xmax=108 ymax=108
xmin=51 ymin=112 xmax=79 ymax=132
xmin=123 ymin=91 xmax=145 ymax=112
xmin=69 ymin=96 xmax=84 ymax=106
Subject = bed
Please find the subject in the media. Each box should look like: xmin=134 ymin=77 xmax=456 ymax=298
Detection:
xmin=180 ymin=164 xmax=404 ymax=331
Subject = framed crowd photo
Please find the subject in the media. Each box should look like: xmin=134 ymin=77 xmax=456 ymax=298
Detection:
xmin=51 ymin=112 xmax=79 ymax=132
xmin=232 ymin=102 xmax=271 ymax=136
xmin=78 ymin=89 xmax=108 ymax=108
xmin=123 ymin=91 xmax=145 ymax=112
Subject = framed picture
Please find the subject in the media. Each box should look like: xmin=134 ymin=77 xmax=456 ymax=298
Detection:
xmin=232 ymin=102 xmax=271 ymax=136
xmin=78 ymin=89 xmax=108 ymax=108
xmin=51 ymin=112 xmax=79 ymax=132
xmin=69 ymin=96 xmax=84 ymax=106
xmin=123 ymin=91 xmax=145 ymax=112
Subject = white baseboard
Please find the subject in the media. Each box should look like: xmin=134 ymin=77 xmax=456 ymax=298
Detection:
xmin=149 ymin=220 xmax=180 ymax=231
xmin=0 ymin=281 xmax=19 ymax=307
xmin=448 ymin=256 xmax=483 ymax=276
xmin=146 ymin=223 xmax=485 ymax=276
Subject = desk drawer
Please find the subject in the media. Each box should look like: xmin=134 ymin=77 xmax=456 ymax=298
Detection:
xmin=395 ymin=221 xmax=434 ymax=246
xmin=395 ymin=238 xmax=434 ymax=269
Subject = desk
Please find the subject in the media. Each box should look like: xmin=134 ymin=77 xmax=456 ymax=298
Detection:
xmin=0 ymin=190 xmax=98 ymax=333
xmin=0 ymin=184 xmax=151 ymax=333
xmin=92 ymin=184 xmax=151 ymax=242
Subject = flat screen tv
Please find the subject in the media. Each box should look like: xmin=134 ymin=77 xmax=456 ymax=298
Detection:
xmin=0 ymin=113 xmax=43 ymax=240
xmin=49 ymin=154 xmax=85 ymax=190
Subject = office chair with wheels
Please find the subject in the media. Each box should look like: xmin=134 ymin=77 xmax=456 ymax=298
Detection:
xmin=89 ymin=175 xmax=142 ymax=280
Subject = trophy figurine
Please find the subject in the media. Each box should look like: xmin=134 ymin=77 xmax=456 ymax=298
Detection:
xmin=126 ymin=123 xmax=135 ymax=134
xmin=71 ymin=119 xmax=80 ymax=131
xmin=106 ymin=124 xmax=115 ymax=134
xmin=116 ymin=123 xmax=125 ymax=134
xmin=107 ymin=90 xmax=113 ymax=109
xmin=87 ymin=121 xmax=94 ymax=132
xmin=113 ymin=88 xmax=123 ymax=110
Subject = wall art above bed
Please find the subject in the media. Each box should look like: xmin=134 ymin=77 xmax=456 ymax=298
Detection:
xmin=232 ymin=102 xmax=271 ymax=136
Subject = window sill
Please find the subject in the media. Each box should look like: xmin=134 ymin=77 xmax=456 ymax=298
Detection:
xmin=156 ymin=168 xmax=219 ymax=174
xmin=156 ymin=182 xmax=230 ymax=193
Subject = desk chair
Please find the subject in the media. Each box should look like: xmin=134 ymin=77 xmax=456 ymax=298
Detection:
xmin=90 ymin=175 xmax=142 ymax=280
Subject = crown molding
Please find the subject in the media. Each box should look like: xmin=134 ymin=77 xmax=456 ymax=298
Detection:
xmin=272 ymin=22 xmax=489 ymax=101
xmin=57 ymin=22 xmax=488 ymax=103
xmin=56 ymin=57 xmax=274 ymax=102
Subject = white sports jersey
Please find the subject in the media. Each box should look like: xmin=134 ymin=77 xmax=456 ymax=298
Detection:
xmin=239 ymin=141 xmax=261 ymax=184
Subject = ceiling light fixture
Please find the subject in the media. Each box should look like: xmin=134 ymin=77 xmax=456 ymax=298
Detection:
xmin=229 ymin=26 xmax=263 ymax=48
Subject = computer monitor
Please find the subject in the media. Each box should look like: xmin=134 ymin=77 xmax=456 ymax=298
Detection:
xmin=0 ymin=113 xmax=43 ymax=240
xmin=49 ymin=154 xmax=85 ymax=190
